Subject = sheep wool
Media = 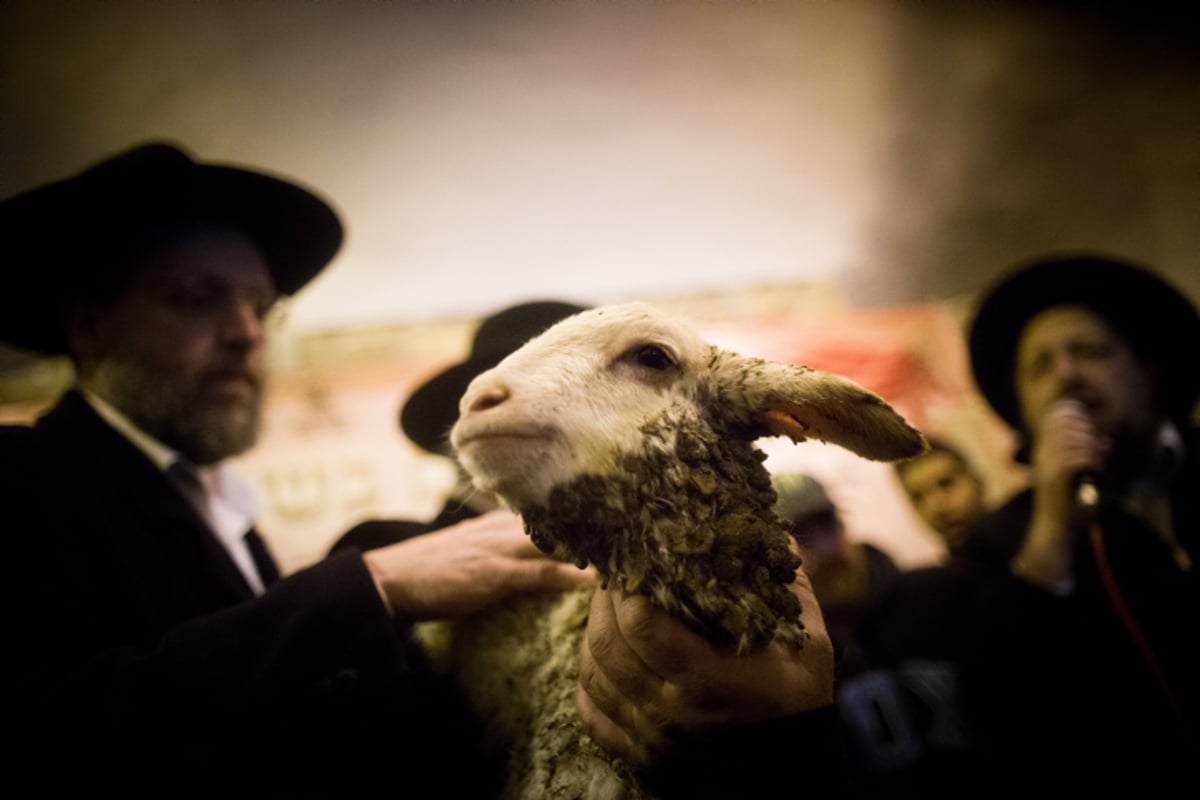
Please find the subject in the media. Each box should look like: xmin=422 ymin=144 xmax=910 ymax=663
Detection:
xmin=522 ymin=408 xmax=804 ymax=653
xmin=439 ymin=301 xmax=927 ymax=799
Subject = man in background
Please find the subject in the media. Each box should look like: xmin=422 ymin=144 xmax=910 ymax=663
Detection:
xmin=894 ymin=439 xmax=988 ymax=555
xmin=958 ymin=253 xmax=1200 ymax=794
xmin=774 ymin=472 xmax=899 ymax=678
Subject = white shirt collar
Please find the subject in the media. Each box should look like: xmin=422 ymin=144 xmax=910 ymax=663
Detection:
xmin=84 ymin=389 xmax=177 ymax=472
xmin=81 ymin=390 xmax=266 ymax=593
xmin=82 ymin=390 xmax=256 ymax=511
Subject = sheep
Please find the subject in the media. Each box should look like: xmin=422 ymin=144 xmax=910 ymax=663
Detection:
xmin=427 ymin=301 xmax=926 ymax=799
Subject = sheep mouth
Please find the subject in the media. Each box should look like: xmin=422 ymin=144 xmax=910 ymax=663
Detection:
xmin=453 ymin=425 xmax=560 ymax=451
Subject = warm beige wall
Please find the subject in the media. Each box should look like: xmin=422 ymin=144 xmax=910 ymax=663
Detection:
xmin=2 ymin=2 xmax=1195 ymax=330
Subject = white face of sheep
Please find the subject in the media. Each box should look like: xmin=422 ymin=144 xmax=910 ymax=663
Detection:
xmin=451 ymin=302 xmax=927 ymax=513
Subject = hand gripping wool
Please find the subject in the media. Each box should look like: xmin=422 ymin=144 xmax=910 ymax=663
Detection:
xmin=437 ymin=302 xmax=927 ymax=799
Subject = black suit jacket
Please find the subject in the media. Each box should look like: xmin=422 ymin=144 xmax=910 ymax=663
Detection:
xmin=331 ymin=500 xmax=483 ymax=555
xmin=0 ymin=391 xmax=492 ymax=798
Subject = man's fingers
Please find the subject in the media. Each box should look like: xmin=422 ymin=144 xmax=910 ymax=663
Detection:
xmin=574 ymin=683 xmax=655 ymax=766
xmin=577 ymin=621 xmax=671 ymax=763
xmin=789 ymin=566 xmax=829 ymax=639
xmin=616 ymin=591 xmax=718 ymax=680
xmin=577 ymin=633 xmax=637 ymax=738
xmin=585 ymin=589 xmax=669 ymax=704
xmin=507 ymin=559 xmax=595 ymax=592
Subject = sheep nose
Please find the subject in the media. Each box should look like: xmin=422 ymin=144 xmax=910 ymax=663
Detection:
xmin=461 ymin=384 xmax=510 ymax=417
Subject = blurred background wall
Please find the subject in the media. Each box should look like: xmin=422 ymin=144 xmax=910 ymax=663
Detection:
xmin=2 ymin=0 xmax=1196 ymax=571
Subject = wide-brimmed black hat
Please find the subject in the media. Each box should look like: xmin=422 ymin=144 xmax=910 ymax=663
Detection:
xmin=401 ymin=300 xmax=589 ymax=454
xmin=968 ymin=252 xmax=1200 ymax=432
xmin=773 ymin=473 xmax=836 ymax=525
xmin=0 ymin=141 xmax=343 ymax=354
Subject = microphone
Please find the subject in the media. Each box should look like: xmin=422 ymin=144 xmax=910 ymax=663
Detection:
xmin=1049 ymin=399 xmax=1100 ymax=511
xmin=1075 ymin=470 xmax=1100 ymax=510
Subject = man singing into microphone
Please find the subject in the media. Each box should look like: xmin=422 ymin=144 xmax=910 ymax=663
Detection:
xmin=957 ymin=254 xmax=1200 ymax=795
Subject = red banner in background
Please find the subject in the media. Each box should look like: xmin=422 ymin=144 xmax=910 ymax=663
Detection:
xmin=702 ymin=304 xmax=974 ymax=435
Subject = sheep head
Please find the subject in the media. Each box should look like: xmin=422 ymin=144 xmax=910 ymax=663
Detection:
xmin=450 ymin=301 xmax=926 ymax=651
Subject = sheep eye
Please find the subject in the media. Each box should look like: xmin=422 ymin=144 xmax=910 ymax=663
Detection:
xmin=635 ymin=344 xmax=675 ymax=371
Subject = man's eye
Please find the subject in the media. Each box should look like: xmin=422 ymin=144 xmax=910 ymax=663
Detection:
xmin=257 ymin=298 xmax=280 ymax=322
xmin=1077 ymin=342 xmax=1113 ymax=361
xmin=1019 ymin=355 xmax=1049 ymax=380
xmin=165 ymin=286 xmax=221 ymax=311
xmin=636 ymin=345 xmax=675 ymax=371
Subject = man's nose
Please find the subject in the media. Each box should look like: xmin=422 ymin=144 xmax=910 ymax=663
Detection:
xmin=220 ymin=300 xmax=266 ymax=344
xmin=925 ymin=488 xmax=951 ymax=513
xmin=1050 ymin=351 xmax=1086 ymax=383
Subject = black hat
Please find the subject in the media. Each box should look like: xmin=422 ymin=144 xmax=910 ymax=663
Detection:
xmin=773 ymin=473 xmax=836 ymax=525
xmin=968 ymin=252 xmax=1200 ymax=432
xmin=0 ymin=141 xmax=343 ymax=354
xmin=401 ymin=300 xmax=589 ymax=454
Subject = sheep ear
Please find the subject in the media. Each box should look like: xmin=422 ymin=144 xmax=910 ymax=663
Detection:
xmin=720 ymin=356 xmax=928 ymax=462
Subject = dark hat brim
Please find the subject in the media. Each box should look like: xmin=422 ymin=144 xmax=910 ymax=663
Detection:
xmin=0 ymin=141 xmax=343 ymax=354
xmin=968 ymin=252 xmax=1200 ymax=431
xmin=400 ymin=300 xmax=589 ymax=454
xmin=401 ymin=357 xmax=509 ymax=456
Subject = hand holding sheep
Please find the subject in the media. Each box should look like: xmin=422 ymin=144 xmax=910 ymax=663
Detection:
xmin=363 ymin=509 xmax=594 ymax=620
xmin=577 ymin=565 xmax=834 ymax=767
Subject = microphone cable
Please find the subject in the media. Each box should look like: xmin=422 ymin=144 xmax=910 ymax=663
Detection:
xmin=1088 ymin=520 xmax=1185 ymax=728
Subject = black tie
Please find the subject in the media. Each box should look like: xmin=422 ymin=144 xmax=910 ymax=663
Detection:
xmin=167 ymin=460 xmax=210 ymax=520
xmin=244 ymin=528 xmax=281 ymax=587
xmin=169 ymin=460 xmax=279 ymax=589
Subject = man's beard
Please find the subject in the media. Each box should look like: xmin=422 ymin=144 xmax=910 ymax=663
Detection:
xmin=94 ymin=358 xmax=263 ymax=465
